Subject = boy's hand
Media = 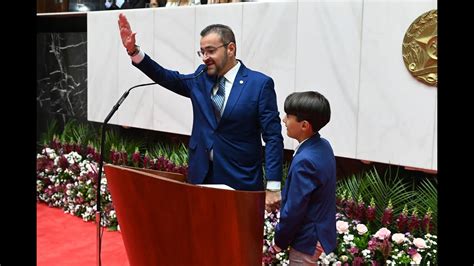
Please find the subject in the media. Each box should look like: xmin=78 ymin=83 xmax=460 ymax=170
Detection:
xmin=270 ymin=245 xmax=282 ymax=254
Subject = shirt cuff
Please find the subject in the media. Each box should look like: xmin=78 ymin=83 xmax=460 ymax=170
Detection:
xmin=131 ymin=49 xmax=145 ymax=64
xmin=266 ymin=181 xmax=281 ymax=191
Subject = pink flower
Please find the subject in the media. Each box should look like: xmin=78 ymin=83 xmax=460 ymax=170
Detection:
xmin=391 ymin=233 xmax=406 ymax=244
xmin=422 ymin=208 xmax=433 ymax=234
xmin=396 ymin=205 xmax=409 ymax=232
xmin=408 ymin=208 xmax=420 ymax=233
xmin=366 ymin=204 xmax=376 ymax=222
xmin=356 ymin=224 xmax=368 ymax=235
xmin=380 ymin=238 xmax=392 ymax=260
xmin=132 ymin=147 xmax=141 ymax=167
xmin=58 ymin=155 xmax=69 ymax=169
xmin=374 ymin=227 xmax=391 ymax=240
xmin=344 ymin=198 xmax=355 ymax=219
xmin=355 ymin=196 xmax=366 ymax=222
xmin=109 ymin=145 xmax=117 ymax=164
xmin=336 ymin=220 xmax=349 ymax=234
xmin=352 ymin=257 xmax=364 ymax=266
xmin=407 ymin=247 xmax=417 ymax=256
xmin=412 ymin=252 xmax=422 ymax=264
xmin=413 ymin=238 xmax=427 ymax=249
xmin=349 ymin=246 xmax=359 ymax=254
xmin=381 ymin=200 xmax=393 ymax=226
xmin=143 ymin=151 xmax=150 ymax=169
xmin=368 ymin=239 xmax=378 ymax=250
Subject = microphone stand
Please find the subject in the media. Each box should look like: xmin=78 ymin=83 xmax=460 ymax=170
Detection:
xmin=96 ymin=82 xmax=155 ymax=266
xmin=95 ymin=65 xmax=207 ymax=266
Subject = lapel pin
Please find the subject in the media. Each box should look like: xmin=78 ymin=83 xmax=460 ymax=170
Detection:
xmin=239 ymin=80 xmax=244 ymax=84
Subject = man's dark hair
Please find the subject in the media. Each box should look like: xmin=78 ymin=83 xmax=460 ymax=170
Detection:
xmin=284 ymin=91 xmax=331 ymax=132
xmin=200 ymin=24 xmax=236 ymax=47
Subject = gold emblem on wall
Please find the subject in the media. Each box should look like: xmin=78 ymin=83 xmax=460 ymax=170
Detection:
xmin=402 ymin=9 xmax=437 ymax=86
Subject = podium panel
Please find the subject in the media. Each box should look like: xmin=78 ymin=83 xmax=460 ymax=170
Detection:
xmin=104 ymin=164 xmax=265 ymax=266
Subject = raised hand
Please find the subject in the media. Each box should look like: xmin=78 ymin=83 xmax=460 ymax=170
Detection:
xmin=118 ymin=13 xmax=137 ymax=53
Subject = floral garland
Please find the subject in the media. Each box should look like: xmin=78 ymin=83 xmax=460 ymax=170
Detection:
xmin=37 ymin=145 xmax=437 ymax=265
xmin=37 ymin=147 xmax=117 ymax=228
xmin=261 ymin=211 xmax=437 ymax=265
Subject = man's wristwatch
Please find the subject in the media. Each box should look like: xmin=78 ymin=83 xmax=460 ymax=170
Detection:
xmin=127 ymin=45 xmax=140 ymax=56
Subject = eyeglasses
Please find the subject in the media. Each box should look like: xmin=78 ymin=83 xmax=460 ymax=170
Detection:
xmin=197 ymin=43 xmax=229 ymax=58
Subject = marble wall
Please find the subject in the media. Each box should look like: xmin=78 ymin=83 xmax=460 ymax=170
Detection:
xmin=87 ymin=0 xmax=437 ymax=170
xmin=37 ymin=33 xmax=88 ymax=124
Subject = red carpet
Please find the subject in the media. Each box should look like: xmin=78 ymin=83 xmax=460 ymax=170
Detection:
xmin=37 ymin=203 xmax=129 ymax=266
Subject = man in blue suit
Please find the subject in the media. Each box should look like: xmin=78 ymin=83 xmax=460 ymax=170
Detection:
xmin=273 ymin=91 xmax=336 ymax=265
xmin=118 ymin=13 xmax=283 ymax=210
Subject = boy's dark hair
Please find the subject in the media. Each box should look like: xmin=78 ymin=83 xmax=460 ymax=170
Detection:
xmin=284 ymin=91 xmax=331 ymax=132
xmin=200 ymin=24 xmax=236 ymax=48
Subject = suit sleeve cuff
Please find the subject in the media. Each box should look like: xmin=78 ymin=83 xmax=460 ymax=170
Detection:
xmin=131 ymin=49 xmax=145 ymax=64
xmin=266 ymin=181 xmax=281 ymax=191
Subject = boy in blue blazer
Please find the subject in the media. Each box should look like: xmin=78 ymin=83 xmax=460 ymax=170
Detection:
xmin=273 ymin=91 xmax=336 ymax=264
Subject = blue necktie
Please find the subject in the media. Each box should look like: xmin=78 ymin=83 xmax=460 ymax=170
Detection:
xmin=211 ymin=77 xmax=226 ymax=122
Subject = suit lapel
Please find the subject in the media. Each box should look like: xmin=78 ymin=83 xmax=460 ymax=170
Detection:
xmin=221 ymin=62 xmax=248 ymax=120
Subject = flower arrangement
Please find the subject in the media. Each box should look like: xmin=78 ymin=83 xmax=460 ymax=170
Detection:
xmin=37 ymin=121 xmax=437 ymax=265
xmin=329 ymin=212 xmax=437 ymax=265
xmin=262 ymin=210 xmax=289 ymax=265
xmin=261 ymin=169 xmax=437 ymax=265
xmin=37 ymin=141 xmax=438 ymax=264
xmin=36 ymin=134 xmax=190 ymax=230
xmin=36 ymin=146 xmax=117 ymax=228
xmin=261 ymin=210 xmax=437 ymax=265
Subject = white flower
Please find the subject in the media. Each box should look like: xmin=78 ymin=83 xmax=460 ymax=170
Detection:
xmin=66 ymin=151 xmax=82 ymax=164
xmin=362 ymin=249 xmax=371 ymax=257
xmin=374 ymin=227 xmax=391 ymax=240
xmin=392 ymin=233 xmax=406 ymax=244
xmin=336 ymin=220 xmax=349 ymax=234
xmin=413 ymin=238 xmax=427 ymax=249
xmin=43 ymin=148 xmax=57 ymax=159
xmin=343 ymin=234 xmax=354 ymax=243
xmin=356 ymin=223 xmax=368 ymax=235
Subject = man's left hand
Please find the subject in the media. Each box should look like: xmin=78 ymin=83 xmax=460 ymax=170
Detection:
xmin=265 ymin=190 xmax=281 ymax=212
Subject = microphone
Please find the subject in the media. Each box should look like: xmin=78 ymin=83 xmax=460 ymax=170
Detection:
xmin=95 ymin=64 xmax=207 ymax=266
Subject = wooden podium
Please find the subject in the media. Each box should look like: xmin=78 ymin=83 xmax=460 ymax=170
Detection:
xmin=104 ymin=164 xmax=265 ymax=266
